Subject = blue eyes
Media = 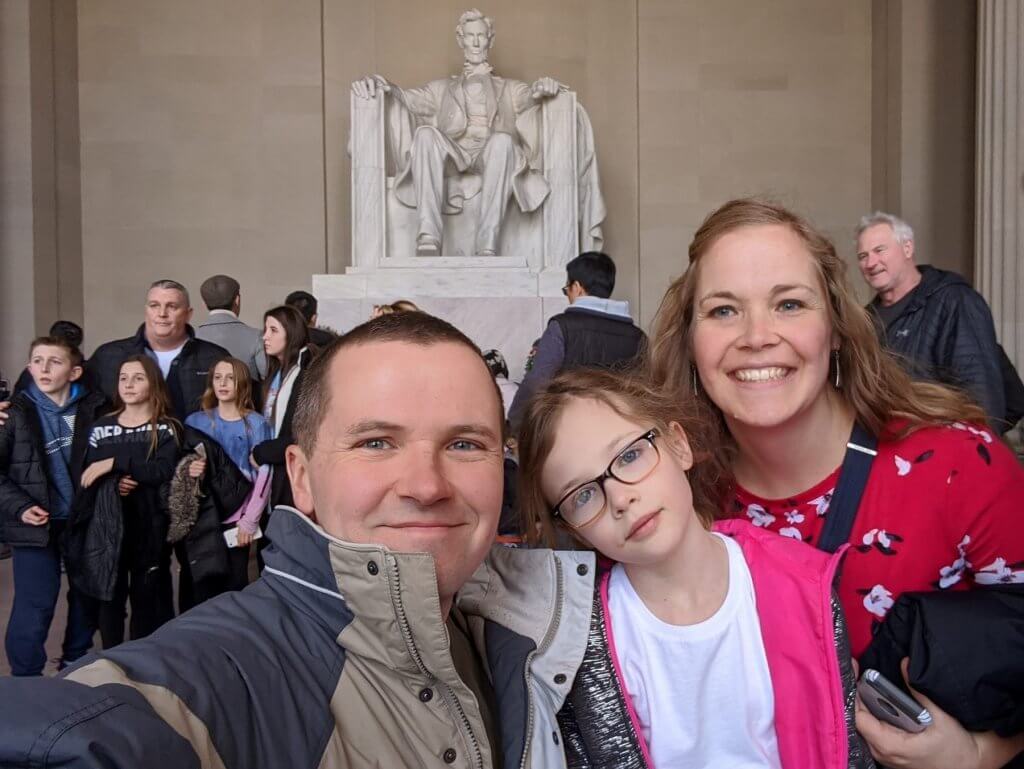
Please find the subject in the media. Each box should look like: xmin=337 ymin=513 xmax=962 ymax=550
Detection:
xmin=616 ymin=448 xmax=641 ymax=466
xmin=573 ymin=486 xmax=596 ymax=507
xmin=707 ymin=299 xmax=804 ymax=318
xmin=357 ymin=438 xmax=483 ymax=452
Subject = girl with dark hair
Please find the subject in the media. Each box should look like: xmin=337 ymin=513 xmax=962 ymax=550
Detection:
xmin=252 ymin=306 xmax=312 ymax=521
xmin=649 ymin=198 xmax=1024 ymax=768
xmin=185 ymin=358 xmax=272 ymax=589
xmin=517 ymin=367 xmax=868 ymax=769
xmin=80 ymin=355 xmax=183 ymax=647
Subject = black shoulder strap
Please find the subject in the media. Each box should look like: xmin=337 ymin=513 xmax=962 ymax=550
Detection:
xmin=816 ymin=422 xmax=879 ymax=553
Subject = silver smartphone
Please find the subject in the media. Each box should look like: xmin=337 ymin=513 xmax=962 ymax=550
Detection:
xmin=857 ymin=668 xmax=933 ymax=733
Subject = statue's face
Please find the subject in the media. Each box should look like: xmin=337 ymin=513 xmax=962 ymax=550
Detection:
xmin=457 ymin=19 xmax=492 ymax=65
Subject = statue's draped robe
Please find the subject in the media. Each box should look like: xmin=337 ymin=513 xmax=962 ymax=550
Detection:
xmin=383 ymin=73 xmax=606 ymax=250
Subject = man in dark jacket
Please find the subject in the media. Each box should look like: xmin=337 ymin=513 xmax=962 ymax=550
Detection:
xmin=87 ymin=279 xmax=228 ymax=419
xmin=508 ymin=251 xmax=646 ymax=433
xmin=856 ymin=212 xmax=1007 ymax=427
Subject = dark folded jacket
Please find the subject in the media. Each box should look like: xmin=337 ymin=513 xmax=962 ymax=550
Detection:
xmin=860 ymin=585 xmax=1024 ymax=738
xmin=66 ymin=477 xmax=124 ymax=601
xmin=173 ymin=426 xmax=252 ymax=586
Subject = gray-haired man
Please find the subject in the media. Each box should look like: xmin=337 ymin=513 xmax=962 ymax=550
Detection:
xmin=856 ymin=212 xmax=1007 ymax=426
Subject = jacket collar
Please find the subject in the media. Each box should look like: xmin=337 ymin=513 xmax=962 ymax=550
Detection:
xmin=201 ymin=311 xmax=242 ymax=326
xmin=131 ymin=323 xmax=198 ymax=352
xmin=261 ymin=506 xmax=593 ymax=681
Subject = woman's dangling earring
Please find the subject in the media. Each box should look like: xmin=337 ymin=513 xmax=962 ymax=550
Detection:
xmin=832 ymin=349 xmax=842 ymax=389
xmin=691 ymin=365 xmax=699 ymax=393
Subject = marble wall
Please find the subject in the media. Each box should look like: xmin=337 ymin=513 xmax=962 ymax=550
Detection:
xmin=75 ymin=0 xmax=326 ymax=349
xmin=637 ymin=1 xmax=872 ymax=324
xmin=0 ymin=1 xmax=982 ymax=376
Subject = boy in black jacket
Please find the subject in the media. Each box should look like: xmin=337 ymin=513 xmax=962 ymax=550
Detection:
xmin=0 ymin=336 xmax=107 ymax=675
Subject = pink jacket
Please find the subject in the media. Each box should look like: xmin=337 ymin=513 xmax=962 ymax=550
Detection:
xmin=571 ymin=519 xmax=867 ymax=769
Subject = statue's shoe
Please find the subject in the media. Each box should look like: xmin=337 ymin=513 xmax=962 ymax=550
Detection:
xmin=416 ymin=236 xmax=441 ymax=256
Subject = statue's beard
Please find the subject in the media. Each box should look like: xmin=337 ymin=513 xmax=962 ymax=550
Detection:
xmin=463 ymin=48 xmax=490 ymax=66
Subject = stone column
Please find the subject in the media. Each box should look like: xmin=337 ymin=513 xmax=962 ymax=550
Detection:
xmin=975 ymin=0 xmax=1024 ymax=368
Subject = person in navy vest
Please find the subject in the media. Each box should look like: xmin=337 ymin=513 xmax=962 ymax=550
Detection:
xmin=508 ymin=251 xmax=646 ymax=434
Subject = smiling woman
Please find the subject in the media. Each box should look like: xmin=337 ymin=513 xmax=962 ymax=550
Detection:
xmin=649 ymin=198 xmax=1024 ymax=769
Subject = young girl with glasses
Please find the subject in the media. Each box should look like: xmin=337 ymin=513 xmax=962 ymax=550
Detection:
xmin=517 ymin=368 xmax=871 ymax=769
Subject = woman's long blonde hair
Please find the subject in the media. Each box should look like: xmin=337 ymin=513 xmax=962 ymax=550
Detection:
xmin=649 ymin=199 xmax=986 ymax=460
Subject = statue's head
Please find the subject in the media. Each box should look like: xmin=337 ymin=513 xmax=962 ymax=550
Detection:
xmin=456 ymin=9 xmax=494 ymax=65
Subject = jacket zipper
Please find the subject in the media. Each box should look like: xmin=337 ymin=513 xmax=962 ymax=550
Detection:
xmin=385 ymin=555 xmax=485 ymax=769
xmin=519 ymin=555 xmax=565 ymax=769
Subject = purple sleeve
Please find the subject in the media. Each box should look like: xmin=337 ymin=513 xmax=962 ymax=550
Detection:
xmin=508 ymin=322 xmax=565 ymax=434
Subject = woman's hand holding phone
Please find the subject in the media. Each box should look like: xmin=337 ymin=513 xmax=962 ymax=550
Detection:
xmin=854 ymin=658 xmax=1022 ymax=769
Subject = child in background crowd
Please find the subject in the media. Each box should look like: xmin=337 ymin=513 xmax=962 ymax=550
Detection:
xmin=517 ymin=368 xmax=869 ymax=769
xmin=81 ymin=355 xmax=183 ymax=648
xmin=0 ymin=337 xmax=107 ymax=675
xmin=186 ymin=357 xmax=272 ymax=590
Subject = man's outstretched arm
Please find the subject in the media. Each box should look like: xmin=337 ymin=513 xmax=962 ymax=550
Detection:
xmin=0 ymin=675 xmax=202 ymax=768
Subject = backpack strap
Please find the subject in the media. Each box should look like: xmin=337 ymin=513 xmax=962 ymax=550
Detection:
xmin=816 ymin=422 xmax=879 ymax=553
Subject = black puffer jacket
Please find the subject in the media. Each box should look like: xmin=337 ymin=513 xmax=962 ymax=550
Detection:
xmin=868 ymin=266 xmax=1005 ymax=426
xmin=0 ymin=389 xmax=108 ymax=548
xmin=66 ymin=477 xmax=123 ymax=601
xmin=87 ymin=325 xmax=227 ymax=419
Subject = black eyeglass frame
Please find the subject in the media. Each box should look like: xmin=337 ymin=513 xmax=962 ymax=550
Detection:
xmin=551 ymin=429 xmax=661 ymax=529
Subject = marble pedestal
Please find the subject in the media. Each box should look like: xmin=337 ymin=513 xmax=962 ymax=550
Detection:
xmin=313 ymin=264 xmax=566 ymax=382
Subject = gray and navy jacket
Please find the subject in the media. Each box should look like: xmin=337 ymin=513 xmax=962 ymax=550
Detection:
xmin=0 ymin=506 xmax=595 ymax=769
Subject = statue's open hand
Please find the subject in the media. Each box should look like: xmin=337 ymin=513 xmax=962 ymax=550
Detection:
xmin=530 ymin=77 xmax=565 ymax=99
xmin=352 ymin=75 xmax=391 ymax=99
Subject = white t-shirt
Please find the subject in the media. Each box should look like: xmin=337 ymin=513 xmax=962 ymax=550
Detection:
xmin=152 ymin=344 xmax=185 ymax=378
xmin=607 ymin=534 xmax=783 ymax=769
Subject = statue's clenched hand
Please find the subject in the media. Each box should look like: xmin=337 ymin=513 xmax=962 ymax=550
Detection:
xmin=530 ymin=77 xmax=564 ymax=99
xmin=352 ymin=75 xmax=391 ymax=100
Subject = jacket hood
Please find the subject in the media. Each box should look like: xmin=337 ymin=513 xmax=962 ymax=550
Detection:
xmin=869 ymin=265 xmax=967 ymax=311
xmin=917 ymin=264 xmax=968 ymax=298
xmin=568 ymin=296 xmax=633 ymax=320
